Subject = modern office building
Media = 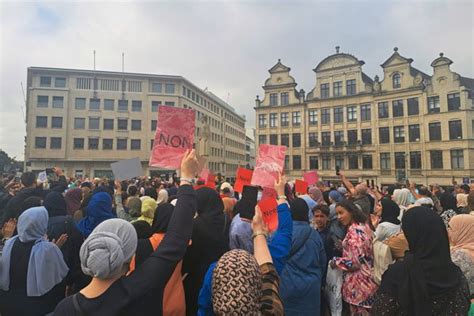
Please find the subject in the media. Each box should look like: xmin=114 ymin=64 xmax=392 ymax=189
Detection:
xmin=25 ymin=67 xmax=246 ymax=178
xmin=255 ymin=47 xmax=474 ymax=185
xmin=245 ymin=128 xmax=256 ymax=169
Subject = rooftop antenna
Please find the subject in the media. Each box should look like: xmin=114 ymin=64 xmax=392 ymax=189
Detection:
xmin=121 ymin=52 xmax=126 ymax=100
xmin=226 ymin=92 xmax=230 ymax=103
xmin=93 ymin=50 xmax=96 ymax=70
xmin=20 ymin=82 xmax=27 ymax=125
xmin=93 ymin=50 xmax=98 ymax=98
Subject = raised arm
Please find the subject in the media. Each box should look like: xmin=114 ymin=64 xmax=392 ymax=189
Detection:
xmin=338 ymin=171 xmax=357 ymax=196
xmin=114 ymin=180 xmax=133 ymax=222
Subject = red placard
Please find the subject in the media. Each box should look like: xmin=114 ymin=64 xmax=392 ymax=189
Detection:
xmin=262 ymin=187 xmax=278 ymax=201
xmin=205 ymin=173 xmax=216 ymax=189
xmin=234 ymin=168 xmax=253 ymax=193
xmin=295 ymin=179 xmax=309 ymax=194
xmin=199 ymin=168 xmax=210 ymax=180
xmin=258 ymin=198 xmax=279 ymax=233
xmin=149 ymin=106 xmax=195 ymax=169
xmin=303 ymin=171 xmax=319 ymax=186
xmin=251 ymin=144 xmax=286 ymax=188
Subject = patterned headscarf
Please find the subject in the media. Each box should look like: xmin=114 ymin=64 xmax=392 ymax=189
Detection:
xmin=212 ymin=249 xmax=262 ymax=315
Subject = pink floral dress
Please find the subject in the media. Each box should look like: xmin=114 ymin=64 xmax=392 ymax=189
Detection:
xmin=335 ymin=222 xmax=378 ymax=310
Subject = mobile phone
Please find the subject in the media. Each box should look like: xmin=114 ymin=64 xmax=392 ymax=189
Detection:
xmin=371 ymin=180 xmax=375 ymax=188
xmin=336 ymin=166 xmax=340 ymax=176
xmin=46 ymin=168 xmax=58 ymax=182
xmin=239 ymin=185 xmax=258 ymax=220
xmin=366 ymin=179 xmax=370 ymax=187
xmin=405 ymin=179 xmax=410 ymax=187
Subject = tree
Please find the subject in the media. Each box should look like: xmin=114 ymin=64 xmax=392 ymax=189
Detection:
xmin=0 ymin=149 xmax=16 ymax=173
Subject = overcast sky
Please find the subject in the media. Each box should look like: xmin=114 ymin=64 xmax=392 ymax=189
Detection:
xmin=1 ymin=0 xmax=473 ymax=160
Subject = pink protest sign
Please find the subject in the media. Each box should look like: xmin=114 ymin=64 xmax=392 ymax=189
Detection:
xmin=149 ymin=106 xmax=195 ymax=169
xmin=251 ymin=144 xmax=286 ymax=188
xmin=262 ymin=187 xmax=278 ymax=200
xmin=303 ymin=171 xmax=319 ymax=186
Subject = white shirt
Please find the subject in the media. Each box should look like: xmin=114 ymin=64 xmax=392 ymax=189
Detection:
xmin=375 ymin=222 xmax=401 ymax=242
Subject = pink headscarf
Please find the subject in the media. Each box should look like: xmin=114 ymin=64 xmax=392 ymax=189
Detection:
xmin=65 ymin=188 xmax=83 ymax=216
xmin=309 ymin=187 xmax=325 ymax=205
xmin=449 ymin=214 xmax=474 ymax=260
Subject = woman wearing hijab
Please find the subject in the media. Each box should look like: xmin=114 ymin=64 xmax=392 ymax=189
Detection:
xmin=309 ymin=186 xmax=326 ymax=206
xmin=132 ymin=197 xmax=156 ymax=226
xmin=374 ymin=198 xmax=401 ymax=242
xmin=392 ymin=188 xmax=411 ymax=219
xmin=448 ymin=214 xmax=474 ymax=298
xmin=157 ymin=189 xmax=169 ymax=206
xmin=372 ymin=207 xmax=470 ymax=315
xmin=439 ymin=191 xmax=459 ymax=228
xmin=280 ymin=197 xmax=326 ymax=316
xmin=183 ymin=187 xmax=230 ymax=315
xmin=77 ymin=192 xmax=116 ymax=238
xmin=330 ymin=199 xmax=378 ymax=315
xmin=65 ymin=188 xmax=83 ymax=217
xmin=0 ymin=207 xmax=69 ymax=315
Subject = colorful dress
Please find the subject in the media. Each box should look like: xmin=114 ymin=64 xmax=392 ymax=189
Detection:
xmin=334 ymin=222 xmax=378 ymax=312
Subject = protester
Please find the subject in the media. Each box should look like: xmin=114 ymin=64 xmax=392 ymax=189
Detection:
xmin=157 ymin=189 xmax=169 ymax=206
xmin=392 ymin=188 xmax=411 ymax=217
xmin=468 ymin=191 xmax=474 ymax=215
xmin=374 ymin=198 xmax=401 ymax=242
xmin=229 ymin=200 xmax=253 ymax=253
xmin=132 ymin=197 xmax=156 ymax=226
xmin=439 ymin=191 xmax=459 ymax=228
xmin=372 ymin=207 xmax=470 ymax=315
xmin=76 ymin=192 xmax=116 ymax=238
xmin=65 ymin=188 xmax=83 ymax=217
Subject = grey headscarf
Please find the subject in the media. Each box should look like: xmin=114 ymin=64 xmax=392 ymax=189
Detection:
xmin=80 ymin=218 xmax=137 ymax=279
xmin=0 ymin=207 xmax=68 ymax=296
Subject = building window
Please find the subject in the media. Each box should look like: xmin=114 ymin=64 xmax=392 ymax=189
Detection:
xmin=40 ymin=76 xmax=51 ymax=87
xmin=258 ymin=135 xmax=267 ymax=145
xmin=380 ymin=153 xmax=391 ymax=170
xmin=347 ymin=106 xmax=357 ymax=122
xmin=429 ymin=122 xmax=442 ymax=141
xmin=49 ymin=137 xmax=61 ymax=149
xmin=258 ymin=114 xmax=267 ymax=128
xmin=309 ymin=156 xmax=319 ymax=169
xmin=131 ymin=120 xmax=142 ymax=131
xmin=361 ymin=129 xmax=372 ymax=145
xmin=333 ymin=81 xmax=342 ymax=97
xmin=280 ymin=112 xmax=289 ymax=126
xmin=430 ymin=150 xmax=443 ymax=169
xmin=394 ymin=126 xmax=405 ymax=143
xmin=270 ymin=93 xmax=278 ymax=106
xmin=35 ymin=137 xmax=46 ymax=148
xmin=347 ymin=130 xmax=357 ymax=145
xmin=449 ymin=120 xmax=462 ymax=140
xmin=346 ymin=79 xmax=356 ymax=96
xmin=308 ymin=109 xmax=317 ymax=125
xmin=104 ymin=119 xmax=114 ymax=130
xmin=165 ymin=83 xmax=175 ymax=94
xmin=362 ymin=155 xmax=373 ymax=169
xmin=269 ymin=113 xmax=277 ymax=127
xmin=55 ymin=77 xmax=66 ymax=88
xmin=335 ymin=155 xmax=344 ymax=169
xmin=410 ymin=151 xmax=421 ymax=169
xmin=392 ymin=73 xmax=401 ymax=89
xmin=89 ymin=117 xmax=100 ymax=130
xmin=281 ymin=134 xmax=289 ymax=147
xmin=451 ymin=150 xmax=464 ymax=169
xmin=269 ymin=134 xmax=278 ymax=145
xmin=334 ymin=131 xmax=344 ymax=146
xmin=428 ymin=96 xmax=440 ymax=113
xmin=88 ymin=138 xmax=99 ymax=150
xmin=292 ymin=134 xmax=301 ymax=148
xmin=407 ymin=98 xmax=419 ymax=115
xmin=447 ymin=93 xmax=460 ymax=111
xmin=379 ymin=127 xmax=390 ymax=144
xmin=392 ymin=100 xmax=404 ymax=117
xmin=284 ymin=155 xmax=290 ymax=170
xmin=151 ymin=82 xmax=162 ymax=93
xmin=320 ymin=83 xmax=330 ymax=98
xmin=36 ymin=116 xmax=47 ymax=128
xmin=334 ymin=107 xmax=343 ymax=123
xmin=51 ymin=116 xmax=63 ymax=128
xmin=37 ymin=96 xmax=50 ymax=108
xmin=90 ymin=98 xmax=100 ymax=110
xmin=322 ymin=132 xmax=331 ymax=146
xmin=74 ymin=118 xmax=85 ymax=129
xmin=395 ymin=152 xmax=406 ymax=169
xmin=73 ymin=138 xmax=84 ymax=149
xmin=281 ymin=92 xmax=289 ymax=105
xmin=308 ymin=132 xmax=318 ymax=147
xmin=75 ymin=97 xmax=85 ymax=110
xmin=348 ymin=155 xmax=358 ymax=169
xmin=293 ymin=155 xmax=301 ymax=170
xmin=117 ymin=139 xmax=127 ymax=150
xmin=321 ymin=108 xmax=330 ymax=124
xmin=132 ymin=100 xmax=142 ymax=112
xmin=103 ymin=139 xmax=113 ymax=150
xmin=322 ymin=155 xmax=331 ymax=170
xmin=52 ymin=96 xmax=64 ymax=108
xmin=151 ymin=101 xmax=161 ymax=112
xmin=150 ymin=139 xmax=154 ymax=150
xmin=131 ymin=139 xmax=141 ymax=150
xmin=409 ymin=124 xmax=420 ymax=142
xmin=360 ymin=104 xmax=371 ymax=121
xmin=292 ymin=111 xmax=301 ymax=126
xmin=118 ymin=119 xmax=128 ymax=130
xmin=118 ymin=99 xmax=128 ymax=111
xmin=164 ymin=101 xmax=175 ymax=107
xmin=378 ymin=102 xmax=389 ymax=119
xmin=104 ymin=99 xmax=114 ymax=111
xmin=151 ymin=120 xmax=157 ymax=131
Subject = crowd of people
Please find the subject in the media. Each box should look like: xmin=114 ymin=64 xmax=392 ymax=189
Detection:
xmin=0 ymin=150 xmax=473 ymax=315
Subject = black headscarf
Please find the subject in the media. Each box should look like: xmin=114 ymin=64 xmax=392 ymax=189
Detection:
xmin=44 ymin=192 xmax=67 ymax=217
xmin=439 ymin=191 xmax=457 ymax=212
xmin=289 ymin=197 xmax=309 ymax=222
xmin=196 ymin=187 xmax=224 ymax=217
xmin=151 ymin=203 xmax=174 ymax=234
xmin=132 ymin=220 xmax=152 ymax=239
xmin=380 ymin=198 xmax=401 ymax=225
xmin=378 ymin=206 xmax=462 ymax=315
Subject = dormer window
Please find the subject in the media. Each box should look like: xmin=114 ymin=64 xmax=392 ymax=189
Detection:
xmin=393 ymin=73 xmax=401 ymax=89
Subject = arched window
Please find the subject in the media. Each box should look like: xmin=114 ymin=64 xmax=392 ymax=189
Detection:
xmin=393 ymin=73 xmax=401 ymax=89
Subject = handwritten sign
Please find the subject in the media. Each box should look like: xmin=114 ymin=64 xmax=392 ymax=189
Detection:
xmin=258 ymin=198 xmax=279 ymax=233
xmin=261 ymin=187 xmax=277 ymax=201
xmin=251 ymin=144 xmax=286 ymax=188
xmin=111 ymin=157 xmax=143 ymax=180
xmin=149 ymin=106 xmax=195 ymax=169
xmin=303 ymin=171 xmax=319 ymax=186
xmin=295 ymin=179 xmax=309 ymax=194
xmin=234 ymin=168 xmax=253 ymax=193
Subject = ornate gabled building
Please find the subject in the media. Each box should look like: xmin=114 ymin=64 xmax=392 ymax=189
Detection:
xmin=255 ymin=47 xmax=474 ymax=185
